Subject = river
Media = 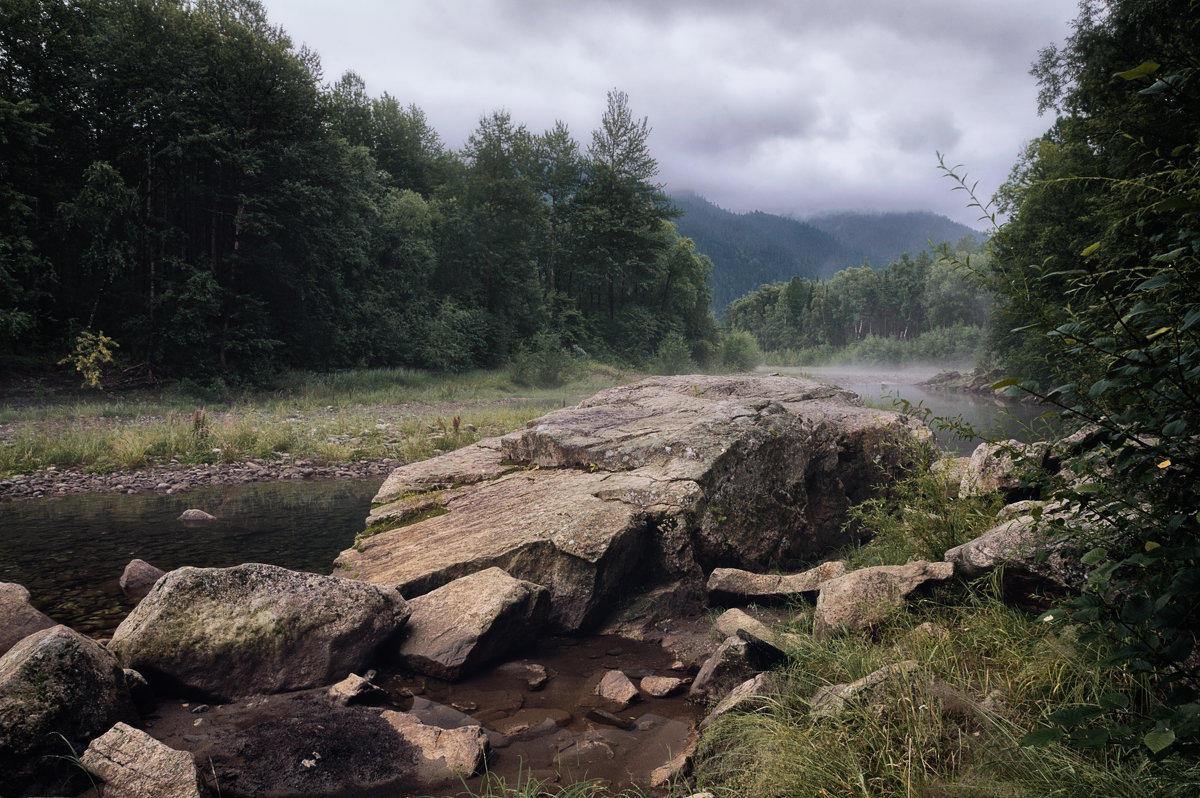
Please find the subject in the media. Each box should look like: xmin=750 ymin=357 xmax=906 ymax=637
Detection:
xmin=765 ymin=364 xmax=1059 ymax=455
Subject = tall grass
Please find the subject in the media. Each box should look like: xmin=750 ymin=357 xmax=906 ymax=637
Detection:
xmin=0 ymin=366 xmax=632 ymax=476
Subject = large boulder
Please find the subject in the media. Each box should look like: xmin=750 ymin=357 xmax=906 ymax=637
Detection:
xmin=338 ymin=376 xmax=926 ymax=631
xmin=108 ymin=563 xmax=410 ymax=701
xmin=0 ymin=625 xmax=137 ymax=792
xmin=397 ymin=567 xmax=550 ymax=681
xmin=0 ymin=581 xmax=56 ymax=656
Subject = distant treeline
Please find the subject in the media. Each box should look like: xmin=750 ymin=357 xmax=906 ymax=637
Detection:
xmin=1 ymin=0 xmax=715 ymax=380
xmin=724 ymin=248 xmax=991 ymax=359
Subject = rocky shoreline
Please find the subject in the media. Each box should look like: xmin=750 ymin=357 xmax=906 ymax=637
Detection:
xmin=0 ymin=456 xmax=395 ymax=502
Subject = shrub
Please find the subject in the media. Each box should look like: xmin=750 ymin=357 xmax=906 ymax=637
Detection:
xmin=649 ymin=332 xmax=695 ymax=375
xmin=719 ymin=330 xmax=761 ymax=372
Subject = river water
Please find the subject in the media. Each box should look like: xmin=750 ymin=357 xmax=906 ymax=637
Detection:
xmin=0 ymin=479 xmax=382 ymax=636
xmin=767 ymin=364 xmax=1059 ymax=455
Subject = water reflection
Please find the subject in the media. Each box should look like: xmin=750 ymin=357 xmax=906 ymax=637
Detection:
xmin=0 ymin=479 xmax=382 ymax=636
xmin=769 ymin=365 xmax=1061 ymax=455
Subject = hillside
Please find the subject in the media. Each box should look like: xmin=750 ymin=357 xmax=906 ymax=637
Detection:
xmin=805 ymin=210 xmax=982 ymax=269
xmin=670 ymin=193 xmax=982 ymax=314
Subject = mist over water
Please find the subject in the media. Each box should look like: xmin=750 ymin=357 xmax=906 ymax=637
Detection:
xmin=765 ymin=363 xmax=1059 ymax=455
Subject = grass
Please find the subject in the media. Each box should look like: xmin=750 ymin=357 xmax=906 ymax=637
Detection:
xmin=0 ymin=365 xmax=633 ymax=477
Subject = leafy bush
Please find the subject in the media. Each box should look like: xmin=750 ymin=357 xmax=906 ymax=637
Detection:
xmin=508 ymin=331 xmax=579 ymax=387
xmin=718 ymin=329 xmax=761 ymax=372
xmin=649 ymin=332 xmax=695 ymax=375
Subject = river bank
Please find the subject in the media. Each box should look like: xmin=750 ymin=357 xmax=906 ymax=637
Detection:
xmin=0 ymin=456 xmax=394 ymax=502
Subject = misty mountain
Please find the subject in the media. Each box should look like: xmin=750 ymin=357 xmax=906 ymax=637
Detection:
xmin=804 ymin=210 xmax=982 ymax=270
xmin=670 ymin=192 xmax=981 ymax=313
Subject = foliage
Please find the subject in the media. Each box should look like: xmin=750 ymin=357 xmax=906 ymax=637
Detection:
xmin=0 ymin=3 xmax=717 ymax=379
xmin=951 ymin=0 xmax=1200 ymax=759
xmin=717 ymin=329 xmax=761 ymax=373
xmin=58 ymin=330 xmax=119 ymax=389
xmin=726 ymin=250 xmax=991 ymax=361
xmin=508 ymin=330 xmax=580 ymax=387
xmin=649 ymin=331 xmax=696 ymax=375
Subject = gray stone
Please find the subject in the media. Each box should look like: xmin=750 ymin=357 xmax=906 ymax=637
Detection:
xmin=594 ymin=670 xmax=640 ymax=707
xmin=810 ymin=661 xmax=920 ymax=717
xmin=380 ymin=710 xmax=488 ymax=778
xmin=707 ymin=561 xmax=846 ymax=604
xmin=699 ymin=672 xmax=777 ymax=731
xmin=959 ymin=440 xmax=1047 ymax=500
xmin=689 ymin=636 xmax=752 ymax=700
xmin=640 ymin=675 xmax=689 ymax=697
xmin=327 ymin=673 xmax=389 ymax=706
xmin=944 ymin=508 xmax=1088 ymax=594
xmin=0 ymin=626 xmax=137 ymax=792
xmin=81 ymin=722 xmax=204 ymax=798
xmin=338 ymin=375 xmax=927 ymax=631
xmin=177 ymin=509 xmax=216 ymax=521
xmin=397 ymin=568 xmax=550 ymax=681
xmin=119 ymin=559 xmax=166 ymax=602
xmin=108 ymin=563 xmax=410 ymax=701
xmin=0 ymin=581 xmax=56 ymax=657
xmin=813 ymin=561 xmax=955 ymax=639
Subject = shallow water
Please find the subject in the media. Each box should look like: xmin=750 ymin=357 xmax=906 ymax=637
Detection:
xmin=0 ymin=478 xmax=382 ymax=636
xmin=769 ymin=364 xmax=1061 ymax=455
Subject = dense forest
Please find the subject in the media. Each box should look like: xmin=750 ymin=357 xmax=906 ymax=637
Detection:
xmin=724 ymin=244 xmax=990 ymax=362
xmin=0 ymin=0 xmax=717 ymax=381
xmin=670 ymin=192 xmax=981 ymax=313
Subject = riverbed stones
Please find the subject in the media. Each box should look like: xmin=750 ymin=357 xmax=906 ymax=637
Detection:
xmin=0 ymin=581 xmax=56 ymax=656
xmin=595 ymin=669 xmax=640 ymax=707
xmin=813 ymin=561 xmax=956 ymax=639
xmin=0 ymin=625 xmax=137 ymax=792
xmin=381 ymin=710 xmax=489 ymax=778
xmin=81 ymin=722 xmax=205 ymax=798
xmin=944 ymin=506 xmax=1089 ymax=597
xmin=108 ymin=563 xmax=410 ymax=701
xmin=397 ymin=567 xmax=550 ymax=681
xmin=339 ymin=375 xmax=927 ymax=632
xmin=119 ymin=558 xmax=166 ymax=601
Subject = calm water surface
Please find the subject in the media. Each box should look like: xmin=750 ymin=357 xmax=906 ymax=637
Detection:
xmin=0 ymin=479 xmax=382 ymax=636
xmin=768 ymin=364 xmax=1061 ymax=455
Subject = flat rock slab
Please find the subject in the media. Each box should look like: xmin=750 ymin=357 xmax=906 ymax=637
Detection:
xmin=707 ymin=561 xmax=846 ymax=604
xmin=339 ymin=376 xmax=926 ymax=632
xmin=82 ymin=722 xmax=205 ymax=798
xmin=109 ymin=563 xmax=410 ymax=701
xmin=397 ymin=567 xmax=550 ymax=681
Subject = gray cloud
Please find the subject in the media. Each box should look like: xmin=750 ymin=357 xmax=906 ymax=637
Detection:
xmin=268 ymin=0 xmax=1079 ymax=228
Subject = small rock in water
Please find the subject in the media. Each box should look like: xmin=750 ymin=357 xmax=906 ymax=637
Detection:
xmin=595 ymin=670 xmax=639 ymax=707
xmin=177 ymin=508 xmax=216 ymax=521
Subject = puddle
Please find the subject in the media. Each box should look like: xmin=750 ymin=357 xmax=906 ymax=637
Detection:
xmin=145 ymin=634 xmax=704 ymax=797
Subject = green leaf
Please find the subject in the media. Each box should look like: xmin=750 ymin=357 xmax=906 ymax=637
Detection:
xmin=1099 ymin=691 xmax=1130 ymax=710
xmin=1151 ymin=247 xmax=1187 ymax=263
xmin=1115 ymin=61 xmax=1160 ymax=80
xmin=1020 ymin=727 xmax=1064 ymax=747
xmin=1080 ymin=241 xmax=1102 ymax=257
xmin=1071 ymin=727 xmax=1110 ymax=748
xmin=988 ymin=377 xmax=1023 ymax=390
xmin=1081 ymin=547 xmax=1108 ymax=565
xmin=1144 ymin=728 xmax=1175 ymax=753
xmin=1163 ymin=420 xmax=1188 ymax=436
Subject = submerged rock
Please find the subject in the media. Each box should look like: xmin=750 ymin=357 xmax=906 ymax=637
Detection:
xmin=108 ymin=563 xmax=410 ymax=701
xmin=339 ymin=375 xmax=927 ymax=631
xmin=0 ymin=581 xmax=56 ymax=656
xmin=119 ymin=558 xmax=166 ymax=601
xmin=178 ymin=508 xmax=217 ymax=522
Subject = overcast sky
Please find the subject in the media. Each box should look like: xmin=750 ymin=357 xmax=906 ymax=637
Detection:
xmin=265 ymin=0 xmax=1081 ymax=230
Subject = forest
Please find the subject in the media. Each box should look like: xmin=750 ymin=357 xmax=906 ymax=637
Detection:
xmin=0 ymin=0 xmax=717 ymax=383
xmin=723 ymin=244 xmax=991 ymax=364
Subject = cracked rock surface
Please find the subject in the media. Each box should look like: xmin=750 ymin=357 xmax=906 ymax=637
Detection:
xmin=336 ymin=375 xmax=927 ymax=632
